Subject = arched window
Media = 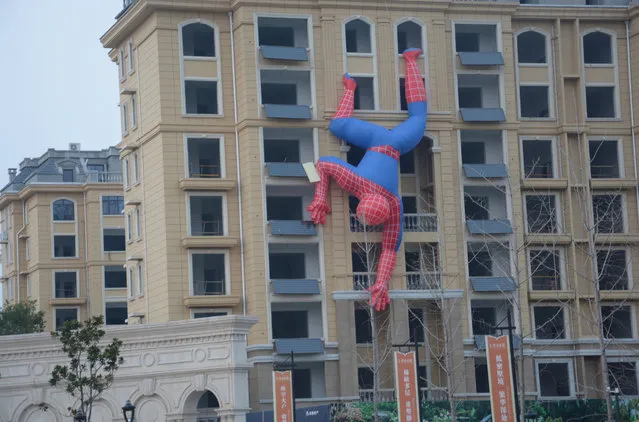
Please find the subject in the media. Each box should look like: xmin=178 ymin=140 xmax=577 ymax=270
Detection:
xmin=583 ymin=31 xmax=612 ymax=64
xmin=517 ymin=30 xmax=546 ymax=64
xmin=397 ymin=21 xmax=422 ymax=53
xmin=345 ymin=18 xmax=372 ymax=54
xmin=52 ymin=199 xmax=75 ymax=221
xmin=197 ymin=391 xmax=220 ymax=422
xmin=182 ymin=22 xmax=216 ymax=58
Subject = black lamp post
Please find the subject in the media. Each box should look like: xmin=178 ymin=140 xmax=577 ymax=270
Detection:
xmin=608 ymin=386 xmax=621 ymax=422
xmin=122 ymin=400 xmax=136 ymax=422
xmin=524 ymin=408 xmax=539 ymax=422
xmin=74 ymin=408 xmax=86 ymax=422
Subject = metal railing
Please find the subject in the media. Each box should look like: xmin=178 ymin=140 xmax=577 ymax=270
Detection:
xmin=87 ymin=172 xmax=122 ymax=183
xmin=590 ymin=164 xmax=620 ymax=179
xmin=55 ymin=288 xmax=77 ymax=299
xmin=353 ymin=273 xmax=375 ymax=290
xmin=350 ymin=213 xmax=437 ymax=233
xmin=193 ymin=280 xmax=225 ymax=295
xmin=191 ymin=220 xmax=223 ymax=236
xmin=531 ymin=275 xmax=561 ymax=291
xmin=359 ymin=388 xmax=449 ymax=403
xmin=406 ymin=272 xmax=441 ymax=290
xmin=190 ymin=164 xmax=221 ymax=178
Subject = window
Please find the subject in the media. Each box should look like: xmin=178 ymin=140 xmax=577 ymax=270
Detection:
xmin=126 ymin=213 xmax=132 ymax=241
xmin=259 ymin=24 xmax=294 ymax=47
xmin=525 ymin=194 xmax=558 ymax=233
xmin=458 ymin=87 xmax=482 ymax=108
xmin=358 ymin=367 xmax=374 ymax=389
xmin=400 ymin=151 xmax=416 ymax=174
xmin=62 ymin=169 xmax=74 ymax=183
xmin=103 ymin=228 xmax=126 ymax=252
xmin=52 ymin=199 xmax=75 ymax=221
xmin=54 ymin=272 xmax=77 ymax=298
xmin=269 ymin=253 xmax=305 ymax=279
xmin=185 ymin=80 xmax=218 ymax=115
xmin=475 ymin=359 xmax=489 ymax=393
xmin=105 ymin=302 xmax=128 ymax=325
xmin=353 ymin=77 xmax=375 ymax=110
xmin=534 ymin=306 xmax=565 ymax=340
xmin=182 ymin=23 xmax=215 ymax=57
xmin=261 ymin=83 xmax=297 ymax=105
xmin=128 ymin=41 xmax=134 ymax=73
xmin=102 ymin=196 xmax=124 ymax=215
xmin=402 ymin=196 xmax=417 ymax=214
xmin=602 ymin=305 xmax=633 ymax=339
xmin=397 ymin=21 xmax=422 ymax=53
xmin=133 ymin=153 xmax=139 ymax=183
xmin=25 ymin=239 xmax=29 ymax=260
xmin=589 ymin=140 xmax=620 ymax=178
xmin=583 ymin=31 xmax=612 ymax=65
xmin=468 ymin=250 xmax=492 ymax=278
xmin=609 ymin=362 xmax=638 ymax=396
xmin=519 ymin=86 xmax=550 ymax=118
xmin=105 ymin=265 xmax=127 ymax=289
xmin=187 ymin=137 xmax=222 ymax=178
xmin=53 ymin=235 xmax=76 ymax=258
xmin=345 ymin=19 xmax=372 ymax=54
xmin=517 ymin=31 xmax=546 ymax=64
xmin=522 ymin=139 xmax=554 ymax=178
xmin=128 ymin=268 xmax=134 ymax=296
xmin=131 ymin=94 xmax=137 ymax=128
xmin=597 ymin=250 xmax=628 ymax=291
xmin=347 ymin=145 xmax=366 ymax=166
xmin=586 ymin=86 xmax=616 ymax=118
xmin=272 ymin=310 xmax=308 ymax=338
xmin=122 ymin=102 xmax=129 ymax=134
xmin=267 ymin=196 xmax=302 ymax=221
xmin=355 ymin=308 xmax=372 ymax=343
xmin=119 ymin=49 xmax=126 ymax=80
xmin=409 ymin=308 xmax=425 ymax=343
xmin=461 ymin=142 xmax=486 ymax=164
xmin=190 ymin=196 xmax=224 ymax=236
xmin=537 ymin=362 xmax=572 ymax=397
xmin=529 ymin=249 xmax=561 ymax=290
xmin=192 ymin=253 xmax=226 ymax=295
xmin=456 ymin=32 xmax=479 ymax=52
xmin=137 ymin=263 xmax=143 ymax=294
xmin=55 ymin=308 xmax=78 ymax=330
xmin=264 ymin=139 xmax=300 ymax=163
xmin=26 ymin=276 xmax=31 ymax=297
xmin=124 ymin=158 xmax=130 ymax=188
xmin=592 ymin=194 xmax=624 ymax=233
xmin=464 ymin=195 xmax=489 ymax=221
xmin=193 ymin=311 xmax=227 ymax=319
xmin=136 ymin=207 xmax=141 ymax=238
xmin=472 ymin=307 xmax=496 ymax=335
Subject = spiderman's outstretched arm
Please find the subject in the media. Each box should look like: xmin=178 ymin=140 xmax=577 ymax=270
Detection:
xmin=329 ymin=74 xmax=388 ymax=150
xmin=390 ymin=48 xmax=428 ymax=154
xmin=308 ymin=157 xmax=360 ymax=225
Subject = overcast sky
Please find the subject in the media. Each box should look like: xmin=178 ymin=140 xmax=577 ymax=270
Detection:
xmin=0 ymin=0 xmax=123 ymax=188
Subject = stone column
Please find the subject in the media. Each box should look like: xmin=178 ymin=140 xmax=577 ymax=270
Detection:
xmin=336 ymin=300 xmax=358 ymax=398
xmin=376 ymin=17 xmax=394 ymax=111
xmin=431 ymin=20 xmax=450 ymax=112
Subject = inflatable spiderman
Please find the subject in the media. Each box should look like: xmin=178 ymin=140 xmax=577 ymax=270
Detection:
xmin=308 ymin=48 xmax=427 ymax=312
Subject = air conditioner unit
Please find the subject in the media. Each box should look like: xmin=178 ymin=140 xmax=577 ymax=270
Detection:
xmin=69 ymin=143 xmax=81 ymax=151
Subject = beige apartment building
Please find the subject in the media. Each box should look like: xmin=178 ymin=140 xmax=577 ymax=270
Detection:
xmin=100 ymin=0 xmax=639 ymax=410
xmin=0 ymin=146 xmax=127 ymax=332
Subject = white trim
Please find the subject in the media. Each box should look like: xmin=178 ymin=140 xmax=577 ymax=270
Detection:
xmin=342 ymin=16 xmax=379 ymax=111
xmin=600 ymin=302 xmax=636 ymax=339
xmin=51 ymin=197 xmax=77 ymax=222
xmin=514 ymin=28 xmax=550 ymax=66
xmin=595 ymin=246 xmax=633 ymax=291
xmin=591 ymin=191 xmax=628 ymax=234
xmin=103 ymin=299 xmax=128 ymax=326
xmin=124 ymin=158 xmax=130 ymax=189
xmin=54 ymin=307 xmax=80 ymax=331
xmin=531 ymin=303 xmax=569 ymax=340
xmin=185 ymin=192 xmax=228 ymax=237
xmin=587 ymin=136 xmax=624 ymax=179
xmin=131 ymin=93 xmax=137 ymax=129
xmin=182 ymin=133 xmax=227 ymax=179
xmin=118 ymin=49 xmax=126 ymax=82
xmin=133 ymin=152 xmax=139 ymax=183
xmin=51 ymin=197 xmax=79 ymax=259
xmin=393 ymin=18 xmax=429 ymax=111
xmin=527 ymin=247 xmax=566 ymax=292
xmin=126 ymin=212 xmax=132 ymax=241
xmin=523 ymin=192 xmax=562 ymax=234
xmin=581 ymin=28 xmax=620 ymax=120
xmin=104 ymin=264 xmax=127 ymax=290
xmin=26 ymin=275 xmax=31 ymax=297
xmin=519 ymin=136 xmax=559 ymax=179
xmin=178 ymin=20 xmax=223 ymax=117
xmin=135 ymin=206 xmax=141 ymax=239
xmin=517 ymin=83 xmax=554 ymax=121
xmin=52 ymin=270 xmax=80 ymax=299
xmin=188 ymin=249 xmax=231 ymax=296
xmin=127 ymin=40 xmax=135 ymax=75
xmin=137 ymin=262 xmax=143 ymax=297
xmin=121 ymin=101 xmax=129 ymax=135
xmin=127 ymin=266 xmax=135 ymax=298
xmin=535 ymin=358 xmax=576 ymax=400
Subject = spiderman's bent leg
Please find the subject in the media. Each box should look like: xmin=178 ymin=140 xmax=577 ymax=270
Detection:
xmin=330 ymin=74 xmax=388 ymax=149
xmin=391 ymin=48 xmax=428 ymax=153
xmin=308 ymin=157 xmax=359 ymax=225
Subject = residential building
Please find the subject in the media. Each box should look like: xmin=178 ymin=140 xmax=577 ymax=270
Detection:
xmin=0 ymin=145 xmax=126 ymax=331
xmin=101 ymin=0 xmax=639 ymax=410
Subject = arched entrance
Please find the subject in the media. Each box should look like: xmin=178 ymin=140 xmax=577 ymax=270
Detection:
xmin=183 ymin=390 xmax=221 ymax=422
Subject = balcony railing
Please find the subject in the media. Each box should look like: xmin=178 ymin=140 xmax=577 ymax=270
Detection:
xmin=406 ymin=272 xmax=440 ymax=290
xmin=359 ymin=388 xmax=448 ymax=403
xmin=590 ymin=164 xmax=619 ymax=179
xmin=192 ymin=220 xmax=223 ymax=236
xmin=189 ymin=164 xmax=221 ymax=178
xmin=532 ymin=275 xmax=561 ymax=291
xmin=353 ymin=272 xmax=375 ymax=290
xmin=55 ymin=289 xmax=77 ymax=299
xmin=350 ymin=213 xmax=437 ymax=233
xmin=87 ymin=172 xmax=122 ymax=183
xmin=193 ymin=280 xmax=225 ymax=295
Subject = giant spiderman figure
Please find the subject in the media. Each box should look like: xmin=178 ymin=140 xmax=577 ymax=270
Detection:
xmin=308 ymin=48 xmax=427 ymax=311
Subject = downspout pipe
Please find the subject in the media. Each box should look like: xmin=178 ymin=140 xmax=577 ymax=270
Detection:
xmin=229 ymin=11 xmax=247 ymax=316
xmin=625 ymin=20 xmax=639 ymax=226
xmin=83 ymin=192 xmax=90 ymax=316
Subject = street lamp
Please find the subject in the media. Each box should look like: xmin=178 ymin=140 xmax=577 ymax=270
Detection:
xmin=122 ymin=400 xmax=136 ymax=422
xmin=74 ymin=408 xmax=86 ymax=422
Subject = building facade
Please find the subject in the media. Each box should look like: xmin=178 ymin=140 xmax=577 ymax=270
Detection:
xmin=99 ymin=0 xmax=639 ymax=411
xmin=0 ymin=146 xmax=126 ymax=332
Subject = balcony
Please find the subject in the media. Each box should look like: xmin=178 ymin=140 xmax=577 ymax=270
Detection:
xmin=403 ymin=214 xmax=437 ymax=232
xmin=589 ymin=140 xmax=620 ymax=179
xmin=464 ymin=186 xmax=512 ymax=235
xmin=455 ymin=24 xmax=503 ymax=67
xmin=186 ymin=137 xmax=221 ymax=179
xmin=472 ymin=299 xmax=520 ymax=349
xmin=269 ymin=244 xmax=321 ymax=295
xmin=263 ymin=128 xmax=314 ymax=180
xmin=467 ymin=241 xmax=515 ymax=293
xmin=261 ymin=70 xmax=312 ymax=119
xmin=257 ymin=17 xmax=309 ymax=62
xmin=191 ymin=252 xmax=227 ymax=296
xmin=86 ymin=172 xmax=122 ymax=184
xmin=188 ymin=195 xmax=224 ymax=236
xmin=406 ymin=272 xmax=440 ymax=290
xmin=405 ymin=243 xmax=440 ymax=290
xmin=271 ymin=303 xmax=324 ymax=354
xmin=461 ymin=130 xmax=507 ymax=179
xmin=266 ymin=185 xmax=316 ymax=237
xmin=353 ymin=272 xmax=375 ymax=290
xmin=457 ymin=74 xmax=505 ymax=122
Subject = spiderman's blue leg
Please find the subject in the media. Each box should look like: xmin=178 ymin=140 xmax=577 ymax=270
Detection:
xmin=330 ymin=118 xmax=389 ymax=150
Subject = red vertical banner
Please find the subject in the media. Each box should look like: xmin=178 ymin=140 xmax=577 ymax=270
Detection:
xmin=273 ymin=370 xmax=294 ymax=422
xmin=394 ymin=351 xmax=420 ymax=422
xmin=486 ymin=336 xmax=517 ymax=422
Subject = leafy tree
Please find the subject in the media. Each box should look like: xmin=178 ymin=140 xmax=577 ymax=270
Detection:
xmin=49 ymin=315 xmax=124 ymax=421
xmin=0 ymin=300 xmax=45 ymax=335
